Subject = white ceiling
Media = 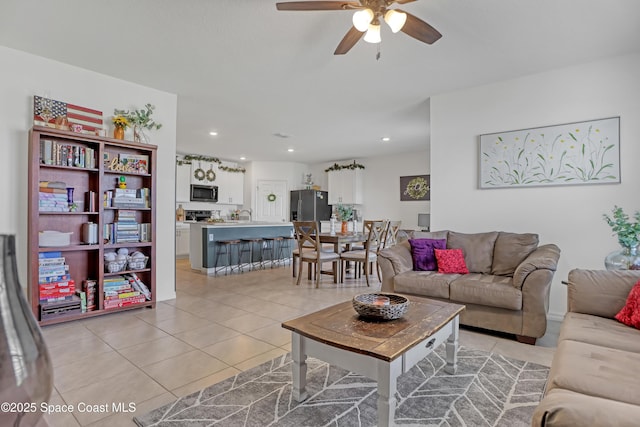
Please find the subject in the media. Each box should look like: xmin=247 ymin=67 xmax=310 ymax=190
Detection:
xmin=2 ymin=0 xmax=640 ymax=164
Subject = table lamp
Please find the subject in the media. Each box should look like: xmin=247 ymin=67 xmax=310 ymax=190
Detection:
xmin=418 ymin=213 xmax=430 ymax=231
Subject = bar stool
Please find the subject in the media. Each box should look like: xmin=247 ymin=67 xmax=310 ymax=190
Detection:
xmin=261 ymin=237 xmax=278 ymax=269
xmin=239 ymin=238 xmax=263 ymax=271
xmin=214 ymin=239 xmax=241 ymax=276
xmin=280 ymin=235 xmax=295 ymax=269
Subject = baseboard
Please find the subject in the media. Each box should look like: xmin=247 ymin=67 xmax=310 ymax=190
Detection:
xmin=547 ymin=311 xmax=565 ymax=322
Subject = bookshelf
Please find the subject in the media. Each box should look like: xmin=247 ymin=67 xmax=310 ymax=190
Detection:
xmin=27 ymin=126 xmax=157 ymax=325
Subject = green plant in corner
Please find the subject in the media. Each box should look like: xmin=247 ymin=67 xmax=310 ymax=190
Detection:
xmin=603 ymin=206 xmax=640 ymax=248
xmin=114 ymin=104 xmax=162 ymax=143
xmin=335 ymin=204 xmax=353 ymax=222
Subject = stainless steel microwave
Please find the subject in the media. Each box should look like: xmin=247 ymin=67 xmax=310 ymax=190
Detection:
xmin=190 ymin=184 xmax=218 ymax=203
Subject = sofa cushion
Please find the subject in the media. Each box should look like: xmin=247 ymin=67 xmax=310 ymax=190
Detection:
xmin=491 ymin=232 xmax=538 ymax=276
xmin=615 ymin=280 xmax=640 ymax=329
xmin=434 ymin=248 xmax=469 ymax=274
xmin=533 ymin=388 xmax=640 ymax=427
xmin=379 ymin=242 xmax=414 ymax=274
xmin=408 ymin=238 xmax=446 ymax=271
xmin=546 ymin=339 xmax=640 ymax=406
xmin=560 ymin=312 xmax=640 ymax=353
xmin=447 ymin=231 xmax=498 ymax=274
xmin=393 ymin=271 xmax=456 ymax=299
xmin=449 ymin=274 xmax=521 ymax=310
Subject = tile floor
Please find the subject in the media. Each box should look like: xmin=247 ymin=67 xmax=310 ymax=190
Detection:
xmin=37 ymin=258 xmax=559 ymax=426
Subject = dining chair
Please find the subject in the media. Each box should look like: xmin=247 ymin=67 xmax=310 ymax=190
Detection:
xmin=293 ymin=221 xmax=340 ymax=287
xmin=384 ymin=220 xmax=402 ymax=248
xmin=340 ymin=220 xmax=387 ymax=286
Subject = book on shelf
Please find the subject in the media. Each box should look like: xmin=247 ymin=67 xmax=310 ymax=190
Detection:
xmin=75 ymin=290 xmax=87 ymax=313
xmin=84 ymin=191 xmax=97 ymax=212
xmin=139 ymin=223 xmax=151 ymax=242
xmin=40 ymin=141 xmax=95 ymax=169
xmin=82 ymin=279 xmax=97 ymax=311
xmin=39 ymin=251 xmax=63 ymax=259
xmin=118 ymin=153 xmax=149 ymax=174
xmin=104 ymin=294 xmax=146 ymax=310
xmin=125 ymin=272 xmax=151 ymax=300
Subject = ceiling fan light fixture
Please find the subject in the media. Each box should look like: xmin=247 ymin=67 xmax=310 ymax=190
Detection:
xmin=384 ymin=9 xmax=407 ymax=33
xmin=363 ymin=22 xmax=381 ymax=44
xmin=352 ymin=9 xmax=374 ymax=32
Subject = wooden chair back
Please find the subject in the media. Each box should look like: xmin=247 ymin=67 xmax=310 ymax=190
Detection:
xmin=293 ymin=221 xmax=320 ymax=252
xmin=384 ymin=220 xmax=402 ymax=248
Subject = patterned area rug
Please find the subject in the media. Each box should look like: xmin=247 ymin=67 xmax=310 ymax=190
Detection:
xmin=134 ymin=345 xmax=549 ymax=426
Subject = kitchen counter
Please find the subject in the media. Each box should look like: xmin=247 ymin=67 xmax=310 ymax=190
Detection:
xmin=188 ymin=222 xmax=294 ymax=273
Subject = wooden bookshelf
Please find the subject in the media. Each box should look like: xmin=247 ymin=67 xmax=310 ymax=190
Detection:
xmin=27 ymin=126 xmax=157 ymax=325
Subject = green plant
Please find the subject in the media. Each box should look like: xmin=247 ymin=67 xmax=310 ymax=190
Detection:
xmin=113 ymin=104 xmax=162 ymax=131
xmin=335 ymin=204 xmax=353 ymax=221
xmin=603 ymin=206 xmax=640 ymax=248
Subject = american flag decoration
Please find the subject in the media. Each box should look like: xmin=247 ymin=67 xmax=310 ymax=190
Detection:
xmin=34 ymin=95 xmax=104 ymax=134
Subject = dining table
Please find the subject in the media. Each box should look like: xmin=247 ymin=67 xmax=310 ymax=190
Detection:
xmin=317 ymin=232 xmax=367 ymax=282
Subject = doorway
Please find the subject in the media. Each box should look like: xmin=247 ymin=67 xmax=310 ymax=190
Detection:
xmin=256 ymin=180 xmax=288 ymax=222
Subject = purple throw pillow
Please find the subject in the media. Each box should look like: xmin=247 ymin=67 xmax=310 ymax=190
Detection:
xmin=409 ymin=238 xmax=447 ymax=271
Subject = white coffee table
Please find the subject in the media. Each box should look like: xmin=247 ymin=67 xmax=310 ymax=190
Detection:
xmin=282 ymin=295 xmax=465 ymax=427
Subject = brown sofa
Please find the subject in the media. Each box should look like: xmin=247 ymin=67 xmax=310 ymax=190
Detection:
xmin=377 ymin=231 xmax=561 ymax=344
xmin=532 ymin=269 xmax=640 ymax=426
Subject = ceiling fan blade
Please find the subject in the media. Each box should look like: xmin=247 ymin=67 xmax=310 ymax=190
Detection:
xmin=334 ymin=26 xmax=364 ymax=55
xmin=398 ymin=10 xmax=442 ymax=45
xmin=276 ymin=1 xmax=361 ymax=11
xmin=394 ymin=0 xmax=418 ymax=4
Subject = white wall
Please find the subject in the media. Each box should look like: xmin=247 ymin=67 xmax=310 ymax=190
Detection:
xmin=311 ymin=150 xmax=430 ymax=229
xmin=0 ymin=46 xmax=178 ymax=301
xmin=431 ymin=52 xmax=640 ymax=319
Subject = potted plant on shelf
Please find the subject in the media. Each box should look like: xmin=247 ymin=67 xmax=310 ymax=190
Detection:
xmin=111 ymin=115 xmax=130 ymax=140
xmin=335 ymin=204 xmax=353 ymax=234
xmin=603 ymin=205 xmax=640 ymax=270
xmin=113 ymin=103 xmax=162 ymax=144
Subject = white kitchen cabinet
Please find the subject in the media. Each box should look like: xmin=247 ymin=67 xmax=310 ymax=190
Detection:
xmin=216 ymin=163 xmax=244 ymax=205
xmin=176 ymin=223 xmax=190 ymax=258
xmin=190 ymin=161 xmax=217 ymax=185
xmin=176 ymin=163 xmax=191 ymax=202
xmin=327 ymin=169 xmax=363 ymax=205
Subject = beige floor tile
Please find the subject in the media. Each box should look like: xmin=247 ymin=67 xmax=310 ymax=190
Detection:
xmin=83 ymin=392 xmax=176 ymax=427
xmin=59 ymin=369 xmax=166 ymax=426
xmin=234 ymin=348 xmax=288 ymax=372
xmin=41 ymin=323 xmax=95 ymax=348
xmin=173 ymin=323 xmax=242 ymax=348
xmin=246 ymin=323 xmax=292 ymax=347
xmin=47 ymin=333 xmax=112 ymax=368
xmin=141 ymin=350 xmax=229 ymax=390
xmin=459 ymin=328 xmax=499 ymax=352
xmin=152 ymin=311 xmax=214 ymax=334
xmin=492 ymin=339 xmax=555 ymax=367
xmin=171 ymin=367 xmax=241 ymax=398
xmin=118 ymin=335 xmax=196 ymax=367
xmin=38 ymin=392 xmax=81 ymax=427
xmin=218 ymin=312 xmax=277 ymax=333
xmin=81 ymin=311 xmax=149 ymax=336
xmin=133 ymin=302 xmax=189 ymax=323
xmin=189 ymin=303 xmax=250 ymax=323
xmin=201 ymin=335 xmax=277 ymax=365
xmin=98 ymin=322 xmax=170 ymax=350
xmin=54 ymin=350 xmax=138 ymax=393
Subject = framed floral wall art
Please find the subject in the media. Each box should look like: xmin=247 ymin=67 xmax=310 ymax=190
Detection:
xmin=400 ymin=175 xmax=430 ymax=201
xmin=479 ymin=117 xmax=620 ymax=189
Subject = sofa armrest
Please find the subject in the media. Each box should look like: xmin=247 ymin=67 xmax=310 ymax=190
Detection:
xmin=378 ymin=242 xmax=413 ymax=292
xmin=512 ymin=244 xmax=560 ymax=289
xmin=566 ymin=269 xmax=640 ymax=318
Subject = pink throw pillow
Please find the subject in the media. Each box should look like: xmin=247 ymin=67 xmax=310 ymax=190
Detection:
xmin=434 ymin=248 xmax=469 ymax=274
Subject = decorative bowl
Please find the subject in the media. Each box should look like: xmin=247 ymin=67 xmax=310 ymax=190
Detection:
xmin=352 ymin=293 xmax=409 ymax=320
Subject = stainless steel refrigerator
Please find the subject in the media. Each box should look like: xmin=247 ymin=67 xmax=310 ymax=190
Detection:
xmin=290 ymin=190 xmax=332 ymax=221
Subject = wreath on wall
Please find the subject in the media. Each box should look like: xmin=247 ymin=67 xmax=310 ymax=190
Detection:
xmin=205 ymin=168 xmax=216 ymax=182
xmin=193 ymin=167 xmax=205 ymax=181
xmin=267 ymin=193 xmax=277 ymax=202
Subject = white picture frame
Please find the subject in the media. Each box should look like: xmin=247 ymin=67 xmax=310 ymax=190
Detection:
xmin=479 ymin=117 xmax=620 ymax=189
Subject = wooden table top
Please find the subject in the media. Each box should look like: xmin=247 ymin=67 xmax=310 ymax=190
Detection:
xmin=318 ymin=232 xmax=366 ymax=244
xmin=282 ymin=295 xmax=465 ymax=362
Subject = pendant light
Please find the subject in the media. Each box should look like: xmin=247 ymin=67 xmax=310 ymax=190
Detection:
xmin=384 ymin=9 xmax=407 ymax=33
xmin=352 ymin=9 xmax=374 ymax=32
xmin=364 ymin=18 xmax=381 ymax=44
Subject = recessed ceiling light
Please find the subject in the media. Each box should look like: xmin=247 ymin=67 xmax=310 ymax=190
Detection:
xmin=287 ymin=148 xmax=294 ymax=152
xmin=239 ymin=156 xmax=246 ymax=160
xmin=209 ymin=131 xmax=218 ymax=136
xmin=381 ymin=137 xmax=391 ymax=142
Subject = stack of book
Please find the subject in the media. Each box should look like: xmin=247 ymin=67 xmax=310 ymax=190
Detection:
xmin=104 ymin=275 xmax=146 ymax=309
xmin=114 ymin=210 xmax=139 ymax=243
xmin=38 ymin=252 xmax=75 ymax=303
xmin=39 ymin=181 xmax=68 ymax=212
xmin=112 ymin=188 xmax=147 ymax=208
xmin=124 ymin=272 xmax=152 ymax=300
xmin=40 ymin=139 xmax=96 ymax=168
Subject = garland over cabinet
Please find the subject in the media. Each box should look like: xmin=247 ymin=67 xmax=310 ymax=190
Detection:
xmin=28 ymin=126 xmax=157 ymax=325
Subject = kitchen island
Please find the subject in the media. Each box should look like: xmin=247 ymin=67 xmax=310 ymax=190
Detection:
xmin=188 ymin=222 xmax=294 ymax=274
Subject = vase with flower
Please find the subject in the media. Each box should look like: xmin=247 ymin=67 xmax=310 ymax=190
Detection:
xmin=335 ymin=204 xmax=353 ymax=234
xmin=112 ymin=115 xmax=129 ymax=140
xmin=114 ymin=104 xmax=162 ymax=144
xmin=603 ymin=206 xmax=640 ymax=270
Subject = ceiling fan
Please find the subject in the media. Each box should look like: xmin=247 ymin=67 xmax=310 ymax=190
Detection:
xmin=275 ymin=0 xmax=442 ymax=55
